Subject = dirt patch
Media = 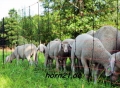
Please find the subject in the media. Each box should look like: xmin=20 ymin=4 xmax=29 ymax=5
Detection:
xmin=0 ymin=47 xmax=14 ymax=52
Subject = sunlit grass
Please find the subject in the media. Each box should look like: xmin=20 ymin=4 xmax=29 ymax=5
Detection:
xmin=0 ymin=51 xmax=118 ymax=88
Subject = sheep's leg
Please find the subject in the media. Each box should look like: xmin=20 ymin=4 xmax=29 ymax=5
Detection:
xmin=63 ymin=58 xmax=67 ymax=72
xmin=55 ymin=56 xmax=59 ymax=71
xmin=16 ymin=55 xmax=19 ymax=65
xmin=59 ymin=60 xmax=63 ymax=71
xmin=81 ymin=56 xmax=89 ymax=81
xmin=71 ymin=51 xmax=75 ymax=75
xmin=44 ymin=54 xmax=48 ymax=68
xmin=27 ymin=56 xmax=33 ymax=66
xmin=33 ymin=52 xmax=38 ymax=66
xmin=91 ymin=64 xmax=99 ymax=84
xmin=35 ymin=52 xmax=38 ymax=65
xmin=49 ymin=59 xmax=53 ymax=68
xmin=78 ymin=58 xmax=82 ymax=70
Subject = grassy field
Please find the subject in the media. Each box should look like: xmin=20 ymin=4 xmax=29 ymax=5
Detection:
xmin=0 ymin=51 xmax=119 ymax=88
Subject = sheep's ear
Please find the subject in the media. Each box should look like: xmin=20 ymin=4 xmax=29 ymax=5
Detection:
xmin=69 ymin=44 xmax=72 ymax=48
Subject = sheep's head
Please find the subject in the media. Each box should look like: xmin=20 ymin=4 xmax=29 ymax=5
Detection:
xmin=105 ymin=64 xmax=112 ymax=76
xmin=59 ymin=42 xmax=72 ymax=53
xmin=37 ymin=44 xmax=45 ymax=53
xmin=5 ymin=55 xmax=12 ymax=63
xmin=105 ymin=57 xmax=115 ymax=77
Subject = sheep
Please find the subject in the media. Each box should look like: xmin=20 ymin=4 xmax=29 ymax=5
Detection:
xmin=44 ymin=40 xmax=61 ymax=70
xmin=37 ymin=44 xmax=53 ymax=67
xmin=37 ymin=39 xmax=73 ymax=71
xmin=94 ymin=26 xmax=120 ymax=54
xmin=5 ymin=44 xmax=38 ymax=66
xmin=58 ymin=39 xmax=75 ymax=71
xmin=111 ymin=52 xmax=120 ymax=82
xmin=37 ymin=44 xmax=47 ymax=54
xmin=87 ymin=30 xmax=96 ymax=36
xmin=71 ymin=34 xmax=114 ymax=83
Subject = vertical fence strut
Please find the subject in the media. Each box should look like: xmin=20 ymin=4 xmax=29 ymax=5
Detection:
xmin=59 ymin=0 xmax=62 ymax=68
xmin=73 ymin=1 xmax=77 ymax=69
xmin=38 ymin=2 xmax=40 ymax=44
xmin=2 ymin=17 xmax=4 ymax=64
xmin=116 ymin=0 xmax=119 ymax=54
xmin=29 ymin=6 xmax=32 ymax=59
xmin=112 ymin=0 xmax=119 ymax=86
xmin=91 ymin=0 xmax=95 ymax=68
xmin=16 ymin=12 xmax=19 ymax=64
xmin=60 ymin=0 xmax=61 ymax=40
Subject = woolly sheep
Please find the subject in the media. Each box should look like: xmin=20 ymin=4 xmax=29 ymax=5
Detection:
xmin=71 ymin=34 xmax=114 ymax=83
xmin=94 ymin=26 xmax=120 ymax=54
xmin=5 ymin=44 xmax=38 ymax=66
xmin=37 ymin=44 xmax=53 ymax=67
xmin=44 ymin=40 xmax=61 ymax=70
xmin=37 ymin=44 xmax=47 ymax=54
xmin=58 ymin=39 xmax=74 ymax=71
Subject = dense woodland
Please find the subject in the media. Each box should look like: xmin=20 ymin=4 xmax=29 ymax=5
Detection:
xmin=0 ymin=0 xmax=120 ymax=48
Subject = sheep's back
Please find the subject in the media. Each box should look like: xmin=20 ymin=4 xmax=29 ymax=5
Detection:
xmin=94 ymin=26 xmax=120 ymax=53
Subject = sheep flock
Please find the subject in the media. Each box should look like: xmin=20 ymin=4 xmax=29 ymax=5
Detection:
xmin=5 ymin=25 xmax=120 ymax=84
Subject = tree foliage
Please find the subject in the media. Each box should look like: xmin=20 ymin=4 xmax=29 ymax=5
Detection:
xmin=0 ymin=0 xmax=120 ymax=47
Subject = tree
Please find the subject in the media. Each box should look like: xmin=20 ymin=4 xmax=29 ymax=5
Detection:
xmin=2 ymin=9 xmax=21 ymax=48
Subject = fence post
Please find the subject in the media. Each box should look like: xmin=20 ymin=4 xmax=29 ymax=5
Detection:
xmin=2 ymin=17 xmax=5 ymax=64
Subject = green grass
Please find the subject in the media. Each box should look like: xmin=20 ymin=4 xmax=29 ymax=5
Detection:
xmin=0 ymin=51 xmax=119 ymax=88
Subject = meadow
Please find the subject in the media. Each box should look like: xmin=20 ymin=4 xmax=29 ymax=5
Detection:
xmin=0 ymin=50 xmax=118 ymax=88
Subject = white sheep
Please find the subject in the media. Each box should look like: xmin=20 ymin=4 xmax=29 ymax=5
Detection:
xmin=5 ymin=44 xmax=38 ymax=66
xmin=37 ymin=44 xmax=47 ymax=54
xmin=44 ymin=40 xmax=61 ymax=70
xmin=37 ymin=44 xmax=51 ymax=67
xmin=71 ymin=34 xmax=114 ymax=83
xmin=94 ymin=26 xmax=120 ymax=54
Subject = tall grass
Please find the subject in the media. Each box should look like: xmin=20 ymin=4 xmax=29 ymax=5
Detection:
xmin=0 ymin=51 xmax=118 ymax=88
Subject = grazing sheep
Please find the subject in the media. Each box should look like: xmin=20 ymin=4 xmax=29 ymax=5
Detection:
xmin=58 ymin=39 xmax=75 ymax=71
xmin=87 ymin=30 xmax=96 ymax=36
xmin=37 ymin=44 xmax=47 ymax=54
xmin=94 ymin=26 xmax=120 ymax=54
xmin=71 ymin=34 xmax=114 ymax=83
xmin=37 ymin=44 xmax=52 ymax=67
xmin=111 ymin=52 xmax=120 ymax=82
xmin=44 ymin=40 xmax=61 ymax=70
xmin=5 ymin=44 xmax=38 ymax=66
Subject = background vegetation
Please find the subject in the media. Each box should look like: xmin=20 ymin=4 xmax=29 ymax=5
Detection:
xmin=0 ymin=0 xmax=120 ymax=48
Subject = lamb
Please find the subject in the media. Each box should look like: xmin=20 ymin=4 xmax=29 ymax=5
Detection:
xmin=94 ymin=26 xmax=120 ymax=54
xmin=58 ymin=39 xmax=74 ymax=71
xmin=71 ymin=34 xmax=114 ymax=83
xmin=5 ymin=44 xmax=38 ymax=66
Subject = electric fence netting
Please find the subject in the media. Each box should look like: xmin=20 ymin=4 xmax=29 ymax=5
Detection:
xmin=0 ymin=0 xmax=120 ymax=87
